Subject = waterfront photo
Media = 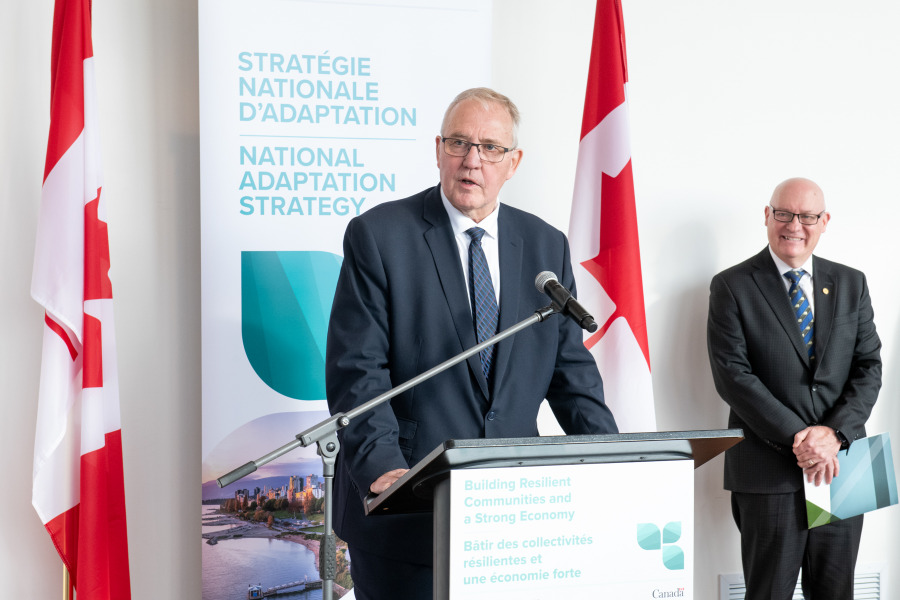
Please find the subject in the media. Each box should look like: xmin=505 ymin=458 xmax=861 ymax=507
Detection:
xmin=202 ymin=411 xmax=353 ymax=599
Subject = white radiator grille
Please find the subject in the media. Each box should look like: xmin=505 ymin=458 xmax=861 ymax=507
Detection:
xmin=719 ymin=564 xmax=885 ymax=600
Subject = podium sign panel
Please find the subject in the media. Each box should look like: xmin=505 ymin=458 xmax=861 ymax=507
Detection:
xmin=367 ymin=432 xmax=741 ymax=599
xmin=448 ymin=460 xmax=694 ymax=599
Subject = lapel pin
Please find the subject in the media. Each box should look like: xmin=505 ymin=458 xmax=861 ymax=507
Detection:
xmin=823 ymin=288 xmax=829 ymax=295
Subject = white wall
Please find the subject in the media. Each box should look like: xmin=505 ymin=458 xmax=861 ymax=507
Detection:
xmin=2 ymin=1 xmax=897 ymax=598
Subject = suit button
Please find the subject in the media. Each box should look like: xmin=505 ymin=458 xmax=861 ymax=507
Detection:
xmin=811 ymin=384 xmax=819 ymax=392
xmin=486 ymin=411 xmax=496 ymax=421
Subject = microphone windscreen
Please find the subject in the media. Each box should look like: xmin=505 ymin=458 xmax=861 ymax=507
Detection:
xmin=534 ymin=271 xmax=558 ymax=293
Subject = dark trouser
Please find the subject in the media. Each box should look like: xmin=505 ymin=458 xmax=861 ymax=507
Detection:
xmin=348 ymin=543 xmax=433 ymax=600
xmin=731 ymin=491 xmax=863 ymax=600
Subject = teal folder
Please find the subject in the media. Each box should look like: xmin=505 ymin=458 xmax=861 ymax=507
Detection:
xmin=805 ymin=432 xmax=898 ymax=528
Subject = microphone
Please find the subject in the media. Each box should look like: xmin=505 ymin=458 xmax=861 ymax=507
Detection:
xmin=534 ymin=271 xmax=599 ymax=333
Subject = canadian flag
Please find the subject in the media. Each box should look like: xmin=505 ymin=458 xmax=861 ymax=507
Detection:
xmin=31 ymin=0 xmax=132 ymax=597
xmin=569 ymin=0 xmax=656 ymax=433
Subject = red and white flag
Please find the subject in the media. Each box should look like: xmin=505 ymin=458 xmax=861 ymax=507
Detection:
xmin=31 ymin=0 xmax=132 ymax=597
xmin=569 ymin=0 xmax=656 ymax=432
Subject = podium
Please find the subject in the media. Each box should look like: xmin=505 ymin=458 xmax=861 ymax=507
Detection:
xmin=366 ymin=429 xmax=742 ymax=600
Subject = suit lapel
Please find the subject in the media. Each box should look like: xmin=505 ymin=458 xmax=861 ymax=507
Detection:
xmin=751 ymin=248 xmax=812 ymax=368
xmin=421 ymin=188 xmax=489 ymax=399
xmin=811 ymin=256 xmax=835 ymax=368
xmin=491 ymin=205 xmax=524 ymax=399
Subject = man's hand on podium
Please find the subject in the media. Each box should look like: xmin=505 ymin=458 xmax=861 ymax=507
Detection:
xmin=369 ymin=468 xmax=409 ymax=494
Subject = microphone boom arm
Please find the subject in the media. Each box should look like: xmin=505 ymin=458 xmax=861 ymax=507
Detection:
xmin=215 ymin=303 xmax=560 ymax=600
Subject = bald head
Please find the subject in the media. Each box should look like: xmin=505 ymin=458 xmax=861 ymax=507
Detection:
xmin=771 ymin=177 xmax=824 ymax=207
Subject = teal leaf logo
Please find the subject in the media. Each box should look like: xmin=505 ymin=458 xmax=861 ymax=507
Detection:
xmin=662 ymin=545 xmax=684 ymax=570
xmin=636 ymin=523 xmax=661 ymax=550
xmin=663 ymin=521 xmax=681 ymax=544
xmin=637 ymin=521 xmax=684 ymax=570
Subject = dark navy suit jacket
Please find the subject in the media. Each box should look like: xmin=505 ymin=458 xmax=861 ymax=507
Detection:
xmin=707 ymin=248 xmax=882 ymax=494
xmin=326 ymin=185 xmax=617 ymax=564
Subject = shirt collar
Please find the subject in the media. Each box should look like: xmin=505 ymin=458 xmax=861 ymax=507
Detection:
xmin=768 ymin=246 xmax=814 ymax=278
xmin=439 ymin=188 xmax=500 ymax=239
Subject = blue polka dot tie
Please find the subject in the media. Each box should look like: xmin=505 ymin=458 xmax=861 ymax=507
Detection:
xmin=466 ymin=227 xmax=499 ymax=382
xmin=785 ymin=269 xmax=815 ymax=361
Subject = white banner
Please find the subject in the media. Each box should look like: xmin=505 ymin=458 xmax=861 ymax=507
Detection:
xmin=199 ymin=1 xmax=491 ymax=597
xmin=450 ymin=461 xmax=694 ymax=599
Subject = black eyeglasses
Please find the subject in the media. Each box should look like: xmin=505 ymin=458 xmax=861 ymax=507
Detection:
xmin=441 ymin=137 xmax=513 ymax=163
xmin=769 ymin=206 xmax=825 ymax=225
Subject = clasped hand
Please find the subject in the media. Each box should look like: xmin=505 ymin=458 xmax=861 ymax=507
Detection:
xmin=792 ymin=425 xmax=841 ymax=486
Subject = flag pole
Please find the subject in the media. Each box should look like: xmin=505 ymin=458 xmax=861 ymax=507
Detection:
xmin=34 ymin=0 xmax=133 ymax=596
xmin=63 ymin=565 xmax=72 ymax=600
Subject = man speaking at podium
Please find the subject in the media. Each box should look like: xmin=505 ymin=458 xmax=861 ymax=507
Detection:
xmin=326 ymin=87 xmax=618 ymax=600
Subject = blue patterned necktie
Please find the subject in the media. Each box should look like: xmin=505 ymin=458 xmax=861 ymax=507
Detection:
xmin=466 ymin=227 xmax=499 ymax=382
xmin=785 ymin=269 xmax=815 ymax=361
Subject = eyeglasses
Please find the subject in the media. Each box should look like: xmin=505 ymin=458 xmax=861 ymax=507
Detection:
xmin=769 ymin=206 xmax=825 ymax=225
xmin=441 ymin=137 xmax=513 ymax=163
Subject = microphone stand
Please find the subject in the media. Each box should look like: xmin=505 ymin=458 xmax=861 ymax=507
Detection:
xmin=216 ymin=304 xmax=560 ymax=600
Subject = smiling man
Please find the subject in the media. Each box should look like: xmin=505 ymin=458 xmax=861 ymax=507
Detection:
xmin=707 ymin=177 xmax=882 ymax=599
xmin=765 ymin=178 xmax=830 ymax=268
xmin=326 ymin=88 xmax=617 ymax=600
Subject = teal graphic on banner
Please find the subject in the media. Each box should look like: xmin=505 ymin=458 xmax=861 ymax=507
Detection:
xmin=241 ymin=251 xmax=341 ymax=399
xmin=637 ymin=521 xmax=684 ymax=570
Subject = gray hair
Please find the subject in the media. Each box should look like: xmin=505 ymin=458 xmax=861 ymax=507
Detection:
xmin=441 ymin=87 xmax=520 ymax=148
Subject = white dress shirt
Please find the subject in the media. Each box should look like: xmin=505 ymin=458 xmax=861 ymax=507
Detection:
xmin=440 ymin=190 xmax=500 ymax=310
xmin=769 ymin=247 xmax=815 ymax=314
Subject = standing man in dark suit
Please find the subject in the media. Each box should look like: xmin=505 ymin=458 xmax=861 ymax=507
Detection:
xmin=707 ymin=177 xmax=882 ymax=599
xmin=326 ymin=87 xmax=618 ymax=600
